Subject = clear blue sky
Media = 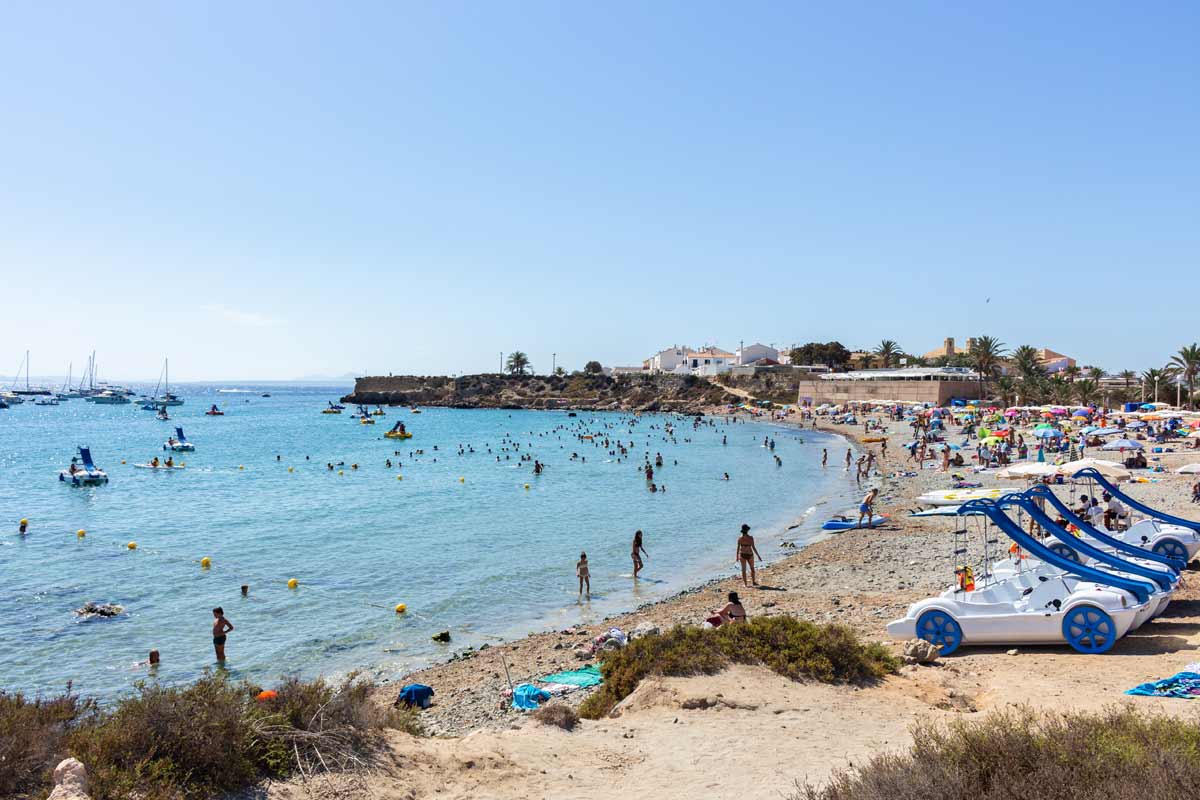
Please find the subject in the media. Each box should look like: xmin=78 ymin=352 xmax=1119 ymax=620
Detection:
xmin=2 ymin=2 xmax=1197 ymax=381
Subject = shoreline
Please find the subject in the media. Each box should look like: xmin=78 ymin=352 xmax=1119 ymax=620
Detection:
xmin=370 ymin=410 xmax=876 ymax=735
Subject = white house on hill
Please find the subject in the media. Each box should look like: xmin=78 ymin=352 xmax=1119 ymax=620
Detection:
xmin=736 ymin=343 xmax=779 ymax=366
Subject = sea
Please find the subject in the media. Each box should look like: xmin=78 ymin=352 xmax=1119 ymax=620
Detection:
xmin=0 ymin=384 xmax=861 ymax=699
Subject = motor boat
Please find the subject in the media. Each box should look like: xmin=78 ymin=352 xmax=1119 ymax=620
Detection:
xmin=1 ymin=392 xmax=25 ymax=405
xmin=90 ymin=391 xmax=131 ymax=404
xmin=164 ymin=426 xmax=195 ymax=452
xmin=59 ymin=447 xmax=109 ymax=486
xmin=888 ymin=498 xmax=1157 ymax=655
xmin=34 ymin=397 xmax=59 ymax=406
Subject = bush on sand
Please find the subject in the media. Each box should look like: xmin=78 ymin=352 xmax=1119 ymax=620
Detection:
xmin=795 ymin=706 xmax=1200 ymax=800
xmin=579 ymin=617 xmax=897 ymax=719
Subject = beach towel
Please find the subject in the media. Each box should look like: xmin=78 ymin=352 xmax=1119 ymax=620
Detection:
xmin=512 ymin=683 xmax=552 ymax=710
xmin=1125 ymin=671 xmax=1200 ymax=699
xmin=396 ymin=683 xmax=435 ymax=709
xmin=538 ymin=665 xmax=603 ymax=688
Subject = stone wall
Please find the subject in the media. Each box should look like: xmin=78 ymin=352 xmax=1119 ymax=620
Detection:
xmin=794 ymin=379 xmax=982 ymax=405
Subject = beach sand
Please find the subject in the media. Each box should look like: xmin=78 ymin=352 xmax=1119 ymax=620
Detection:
xmin=267 ymin=408 xmax=1200 ymax=799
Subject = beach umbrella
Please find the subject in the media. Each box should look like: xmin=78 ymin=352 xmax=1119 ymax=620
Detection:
xmin=1004 ymin=408 xmax=1019 ymax=416
xmin=1140 ymin=403 xmax=1157 ymax=411
xmin=1059 ymin=458 xmax=1131 ymax=482
xmin=1176 ymin=464 xmax=1200 ymax=474
xmin=981 ymin=436 xmax=1002 ymax=446
xmin=1072 ymin=409 xmax=1090 ymax=417
xmin=1034 ymin=428 xmax=1063 ymax=439
xmin=1100 ymin=439 xmax=1143 ymax=451
xmin=998 ymin=463 xmax=1062 ymax=479
xmin=1187 ymin=430 xmax=1200 ymax=439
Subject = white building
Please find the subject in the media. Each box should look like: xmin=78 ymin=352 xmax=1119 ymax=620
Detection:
xmin=736 ymin=343 xmax=779 ymax=366
xmin=686 ymin=346 xmax=736 ymax=375
xmin=646 ymin=346 xmax=690 ymax=374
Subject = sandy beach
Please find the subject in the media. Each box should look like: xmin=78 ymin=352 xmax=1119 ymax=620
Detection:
xmin=256 ymin=405 xmax=1200 ymax=800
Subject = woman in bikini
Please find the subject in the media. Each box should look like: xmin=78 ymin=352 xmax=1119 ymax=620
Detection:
xmin=576 ymin=552 xmax=591 ymax=599
xmin=715 ymin=591 xmax=748 ymax=625
xmin=735 ymin=524 xmax=762 ymax=587
xmin=631 ymin=530 xmax=648 ymax=578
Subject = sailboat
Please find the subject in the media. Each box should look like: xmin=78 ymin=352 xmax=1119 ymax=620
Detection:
xmin=57 ymin=363 xmax=81 ymax=400
xmin=10 ymin=351 xmax=52 ymax=396
xmin=140 ymin=359 xmax=184 ymax=409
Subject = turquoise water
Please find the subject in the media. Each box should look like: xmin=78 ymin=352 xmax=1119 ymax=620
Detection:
xmin=0 ymin=385 xmax=857 ymax=699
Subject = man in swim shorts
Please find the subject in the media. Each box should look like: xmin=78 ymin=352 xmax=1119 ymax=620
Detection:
xmin=212 ymin=607 xmax=233 ymax=662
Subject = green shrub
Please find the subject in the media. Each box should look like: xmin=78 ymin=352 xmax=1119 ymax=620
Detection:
xmin=579 ymin=617 xmax=896 ymax=719
xmin=1 ymin=672 xmax=417 ymax=800
xmin=0 ymin=687 xmax=97 ymax=799
xmin=795 ymin=706 xmax=1200 ymax=800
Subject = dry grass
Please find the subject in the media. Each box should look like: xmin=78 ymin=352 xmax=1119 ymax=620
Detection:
xmin=795 ymin=706 xmax=1200 ymax=800
xmin=1 ymin=672 xmax=420 ymax=800
xmin=579 ymin=617 xmax=896 ymax=719
xmin=0 ymin=685 xmax=97 ymax=799
xmin=532 ymin=703 xmax=579 ymax=731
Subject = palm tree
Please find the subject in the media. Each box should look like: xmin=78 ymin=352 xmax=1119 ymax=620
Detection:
xmin=1010 ymin=345 xmax=1046 ymax=381
xmin=1118 ymin=370 xmax=1136 ymax=391
xmin=1170 ymin=343 xmax=1200 ymax=410
xmin=874 ymin=340 xmax=901 ymax=368
xmin=969 ymin=335 xmax=1007 ymax=400
xmin=1073 ymin=377 xmax=1099 ymax=407
xmin=1048 ymin=375 xmax=1073 ymax=405
xmin=505 ymin=351 xmax=532 ymax=375
xmin=1062 ymin=364 xmax=1082 ymax=383
xmin=858 ymin=353 xmax=876 ymax=369
xmin=1020 ymin=375 xmax=1047 ymax=405
xmin=553 ymin=366 xmax=566 ymax=377
xmin=907 ymin=355 xmax=929 ymax=367
xmin=1087 ymin=366 xmax=1106 ymax=380
xmin=995 ymin=376 xmax=1018 ymax=408
xmin=1141 ymin=368 xmax=1167 ymax=403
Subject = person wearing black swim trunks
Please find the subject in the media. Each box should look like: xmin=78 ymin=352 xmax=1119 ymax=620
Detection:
xmin=212 ymin=607 xmax=233 ymax=662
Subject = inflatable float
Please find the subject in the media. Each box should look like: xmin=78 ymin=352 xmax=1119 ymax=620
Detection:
xmin=822 ymin=514 xmax=889 ymax=531
xmin=385 ymin=431 xmax=413 ymax=440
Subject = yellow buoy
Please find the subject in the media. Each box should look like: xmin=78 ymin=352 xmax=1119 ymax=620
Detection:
xmin=127 ymin=541 xmax=137 ymax=550
xmin=288 ymin=467 xmax=294 ymax=473
xmin=77 ymin=529 xmax=86 ymax=538
xmin=287 ymin=578 xmax=298 ymax=589
xmin=524 ymin=483 xmax=530 ymax=490
xmin=121 ymin=460 xmax=127 ymax=464
xmin=459 ymin=476 xmax=465 ymax=483
xmin=396 ymin=475 xmax=403 ymax=481
xmin=200 ymin=557 xmax=212 ymax=569
xmin=239 ymin=465 xmax=245 ymax=470
xmin=394 ymin=603 xmax=407 ymax=614
xmin=338 ymin=469 xmax=344 ymax=475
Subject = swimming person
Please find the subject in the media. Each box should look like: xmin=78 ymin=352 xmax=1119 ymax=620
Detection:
xmin=632 ymin=530 xmax=648 ymax=578
xmin=576 ymin=552 xmax=591 ymax=598
xmin=212 ymin=607 xmax=233 ymax=662
xmin=858 ymin=487 xmax=879 ymax=527
xmin=735 ymin=524 xmax=762 ymax=587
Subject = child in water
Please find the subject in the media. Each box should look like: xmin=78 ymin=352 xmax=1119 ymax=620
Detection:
xmin=212 ymin=607 xmax=233 ymax=662
xmin=576 ymin=552 xmax=591 ymax=599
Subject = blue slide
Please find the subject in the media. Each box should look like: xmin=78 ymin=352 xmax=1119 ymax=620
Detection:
xmin=175 ymin=426 xmax=188 ymax=443
xmin=1074 ymin=467 xmax=1200 ymax=533
xmin=79 ymin=446 xmax=98 ymax=471
xmin=959 ymin=499 xmax=1154 ymax=604
xmin=999 ymin=492 xmax=1175 ymax=591
xmin=1024 ymin=484 xmax=1182 ymax=571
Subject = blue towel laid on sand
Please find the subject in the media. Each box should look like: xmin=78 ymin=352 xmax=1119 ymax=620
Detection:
xmin=538 ymin=665 xmax=603 ymax=688
xmin=1125 ymin=671 xmax=1200 ymax=699
xmin=512 ymin=683 xmax=552 ymax=710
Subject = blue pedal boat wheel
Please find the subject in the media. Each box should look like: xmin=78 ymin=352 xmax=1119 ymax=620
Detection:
xmin=1152 ymin=538 xmax=1188 ymax=563
xmin=916 ymin=609 xmax=962 ymax=655
xmin=1048 ymin=542 xmax=1081 ymax=563
xmin=1062 ymin=605 xmax=1116 ymax=654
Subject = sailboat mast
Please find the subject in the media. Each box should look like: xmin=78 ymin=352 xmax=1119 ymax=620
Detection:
xmin=26 ymin=350 xmax=30 ymax=390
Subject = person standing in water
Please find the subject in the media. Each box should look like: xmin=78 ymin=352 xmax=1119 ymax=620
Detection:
xmin=821 ymin=449 xmax=828 ymax=467
xmin=576 ymin=552 xmax=591 ymax=598
xmin=212 ymin=607 xmax=233 ymax=662
xmin=844 ymin=448 xmax=852 ymax=469
xmin=735 ymin=524 xmax=762 ymax=587
xmin=631 ymin=530 xmax=648 ymax=578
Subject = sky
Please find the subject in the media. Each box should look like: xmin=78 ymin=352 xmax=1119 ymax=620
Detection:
xmin=1 ymin=2 xmax=1197 ymax=382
